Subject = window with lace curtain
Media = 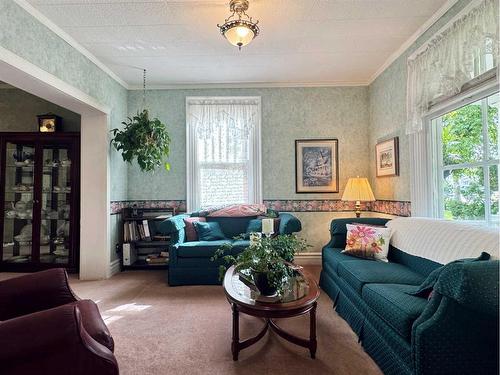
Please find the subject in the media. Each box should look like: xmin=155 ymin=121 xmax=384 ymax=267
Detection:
xmin=186 ymin=97 xmax=262 ymax=211
xmin=407 ymin=0 xmax=499 ymax=223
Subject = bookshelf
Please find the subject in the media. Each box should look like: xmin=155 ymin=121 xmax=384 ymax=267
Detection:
xmin=120 ymin=207 xmax=179 ymax=270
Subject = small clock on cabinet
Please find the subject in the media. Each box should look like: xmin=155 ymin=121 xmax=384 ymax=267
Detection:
xmin=37 ymin=113 xmax=62 ymax=133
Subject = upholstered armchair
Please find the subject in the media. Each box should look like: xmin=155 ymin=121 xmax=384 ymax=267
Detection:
xmin=0 ymin=269 xmax=118 ymax=375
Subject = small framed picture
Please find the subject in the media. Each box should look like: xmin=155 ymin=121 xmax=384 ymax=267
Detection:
xmin=375 ymin=137 xmax=399 ymax=177
xmin=295 ymin=139 xmax=339 ymax=193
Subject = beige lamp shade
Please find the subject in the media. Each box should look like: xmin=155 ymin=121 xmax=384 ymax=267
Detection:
xmin=341 ymin=177 xmax=375 ymax=202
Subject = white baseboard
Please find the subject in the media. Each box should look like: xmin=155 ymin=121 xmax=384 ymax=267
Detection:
xmin=294 ymin=252 xmax=321 ymax=266
xmin=108 ymin=259 xmax=121 ymax=277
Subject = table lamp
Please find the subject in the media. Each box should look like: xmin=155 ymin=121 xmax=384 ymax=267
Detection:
xmin=341 ymin=177 xmax=375 ymax=218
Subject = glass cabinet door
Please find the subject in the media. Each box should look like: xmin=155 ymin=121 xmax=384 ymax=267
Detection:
xmin=2 ymin=142 xmax=37 ymax=263
xmin=40 ymin=144 xmax=73 ymax=265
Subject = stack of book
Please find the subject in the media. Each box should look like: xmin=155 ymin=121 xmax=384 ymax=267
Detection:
xmin=146 ymin=251 xmax=169 ymax=265
xmin=123 ymin=220 xmax=151 ymax=242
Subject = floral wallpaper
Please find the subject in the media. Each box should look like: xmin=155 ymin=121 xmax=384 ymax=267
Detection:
xmin=127 ymin=86 xmax=370 ymax=201
xmin=111 ymin=200 xmax=187 ymax=215
xmin=0 ymin=0 xmax=128 ymax=202
xmin=368 ymin=0 xmax=472 ymax=202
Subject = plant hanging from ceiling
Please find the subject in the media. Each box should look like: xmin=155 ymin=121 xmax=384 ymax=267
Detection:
xmin=111 ymin=69 xmax=171 ymax=173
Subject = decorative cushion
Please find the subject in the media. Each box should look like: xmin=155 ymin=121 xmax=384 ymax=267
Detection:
xmin=206 ymin=217 xmax=256 ymax=239
xmin=407 ymin=251 xmax=491 ymax=298
xmin=183 ymin=217 xmax=206 ymax=241
xmin=362 ymin=283 xmax=428 ymax=341
xmin=194 ymin=221 xmax=226 ymax=241
xmin=338 ymin=260 xmax=425 ymax=294
xmin=206 ymin=204 xmax=267 ymax=217
xmin=246 ymin=219 xmax=262 ymax=234
xmin=342 ymin=224 xmax=392 ymax=261
xmin=329 ymin=218 xmax=391 ymax=248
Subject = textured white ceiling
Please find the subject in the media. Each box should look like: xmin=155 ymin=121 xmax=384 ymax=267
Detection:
xmin=27 ymin=0 xmax=448 ymax=86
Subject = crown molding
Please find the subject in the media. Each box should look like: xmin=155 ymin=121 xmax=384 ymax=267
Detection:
xmin=367 ymin=0 xmax=460 ymax=85
xmin=13 ymin=0 xmax=461 ymax=91
xmin=128 ymin=80 xmax=369 ymax=90
xmin=14 ymin=0 xmax=130 ymax=90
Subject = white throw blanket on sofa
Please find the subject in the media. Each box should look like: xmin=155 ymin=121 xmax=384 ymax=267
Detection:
xmin=386 ymin=217 xmax=499 ymax=265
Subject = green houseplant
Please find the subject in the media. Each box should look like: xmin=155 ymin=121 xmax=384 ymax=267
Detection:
xmin=212 ymin=234 xmax=309 ymax=296
xmin=111 ymin=109 xmax=171 ymax=173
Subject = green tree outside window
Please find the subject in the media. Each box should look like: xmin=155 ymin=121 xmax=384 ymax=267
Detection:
xmin=440 ymin=93 xmax=499 ymax=222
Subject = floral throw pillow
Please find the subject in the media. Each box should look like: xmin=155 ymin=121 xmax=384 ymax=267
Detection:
xmin=342 ymin=224 xmax=392 ymax=262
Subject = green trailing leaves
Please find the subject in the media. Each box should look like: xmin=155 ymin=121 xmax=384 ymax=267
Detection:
xmin=111 ymin=109 xmax=171 ymax=173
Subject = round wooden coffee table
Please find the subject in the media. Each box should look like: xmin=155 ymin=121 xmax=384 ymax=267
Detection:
xmin=223 ymin=265 xmax=320 ymax=361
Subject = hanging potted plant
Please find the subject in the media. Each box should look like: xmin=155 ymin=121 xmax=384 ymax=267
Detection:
xmin=111 ymin=70 xmax=171 ymax=172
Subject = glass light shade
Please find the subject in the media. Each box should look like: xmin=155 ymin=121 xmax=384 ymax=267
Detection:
xmin=224 ymin=24 xmax=255 ymax=48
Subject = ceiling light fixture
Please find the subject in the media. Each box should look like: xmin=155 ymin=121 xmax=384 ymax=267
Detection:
xmin=217 ymin=0 xmax=260 ymax=50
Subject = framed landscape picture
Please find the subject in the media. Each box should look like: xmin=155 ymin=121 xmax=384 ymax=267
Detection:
xmin=295 ymin=139 xmax=339 ymax=193
xmin=375 ymin=137 xmax=399 ymax=177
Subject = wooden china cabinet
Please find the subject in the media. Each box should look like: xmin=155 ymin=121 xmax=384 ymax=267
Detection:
xmin=0 ymin=133 xmax=80 ymax=273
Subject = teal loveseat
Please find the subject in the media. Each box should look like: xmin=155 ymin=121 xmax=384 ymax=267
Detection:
xmin=158 ymin=212 xmax=301 ymax=286
xmin=320 ymin=217 xmax=499 ymax=375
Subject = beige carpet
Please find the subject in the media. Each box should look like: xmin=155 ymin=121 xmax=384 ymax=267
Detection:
xmin=1 ymin=268 xmax=382 ymax=375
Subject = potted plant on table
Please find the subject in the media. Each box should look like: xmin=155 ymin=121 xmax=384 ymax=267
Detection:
xmin=212 ymin=234 xmax=309 ymax=296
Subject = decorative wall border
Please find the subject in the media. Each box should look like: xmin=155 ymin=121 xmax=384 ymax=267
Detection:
xmin=110 ymin=200 xmax=186 ymax=215
xmin=111 ymin=199 xmax=411 ymax=217
xmin=264 ymin=199 xmax=368 ymax=213
xmin=369 ymin=200 xmax=411 ymax=217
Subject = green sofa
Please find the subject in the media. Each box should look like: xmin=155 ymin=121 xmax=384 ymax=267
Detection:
xmin=158 ymin=212 xmax=301 ymax=286
xmin=320 ymin=217 xmax=499 ymax=375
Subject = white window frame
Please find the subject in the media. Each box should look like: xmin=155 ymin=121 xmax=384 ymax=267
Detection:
xmin=425 ymin=81 xmax=499 ymax=225
xmin=185 ymin=96 xmax=262 ymax=212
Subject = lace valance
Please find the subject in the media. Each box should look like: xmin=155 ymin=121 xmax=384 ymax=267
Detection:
xmin=187 ymin=97 xmax=260 ymax=141
xmin=406 ymin=0 xmax=499 ymax=134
